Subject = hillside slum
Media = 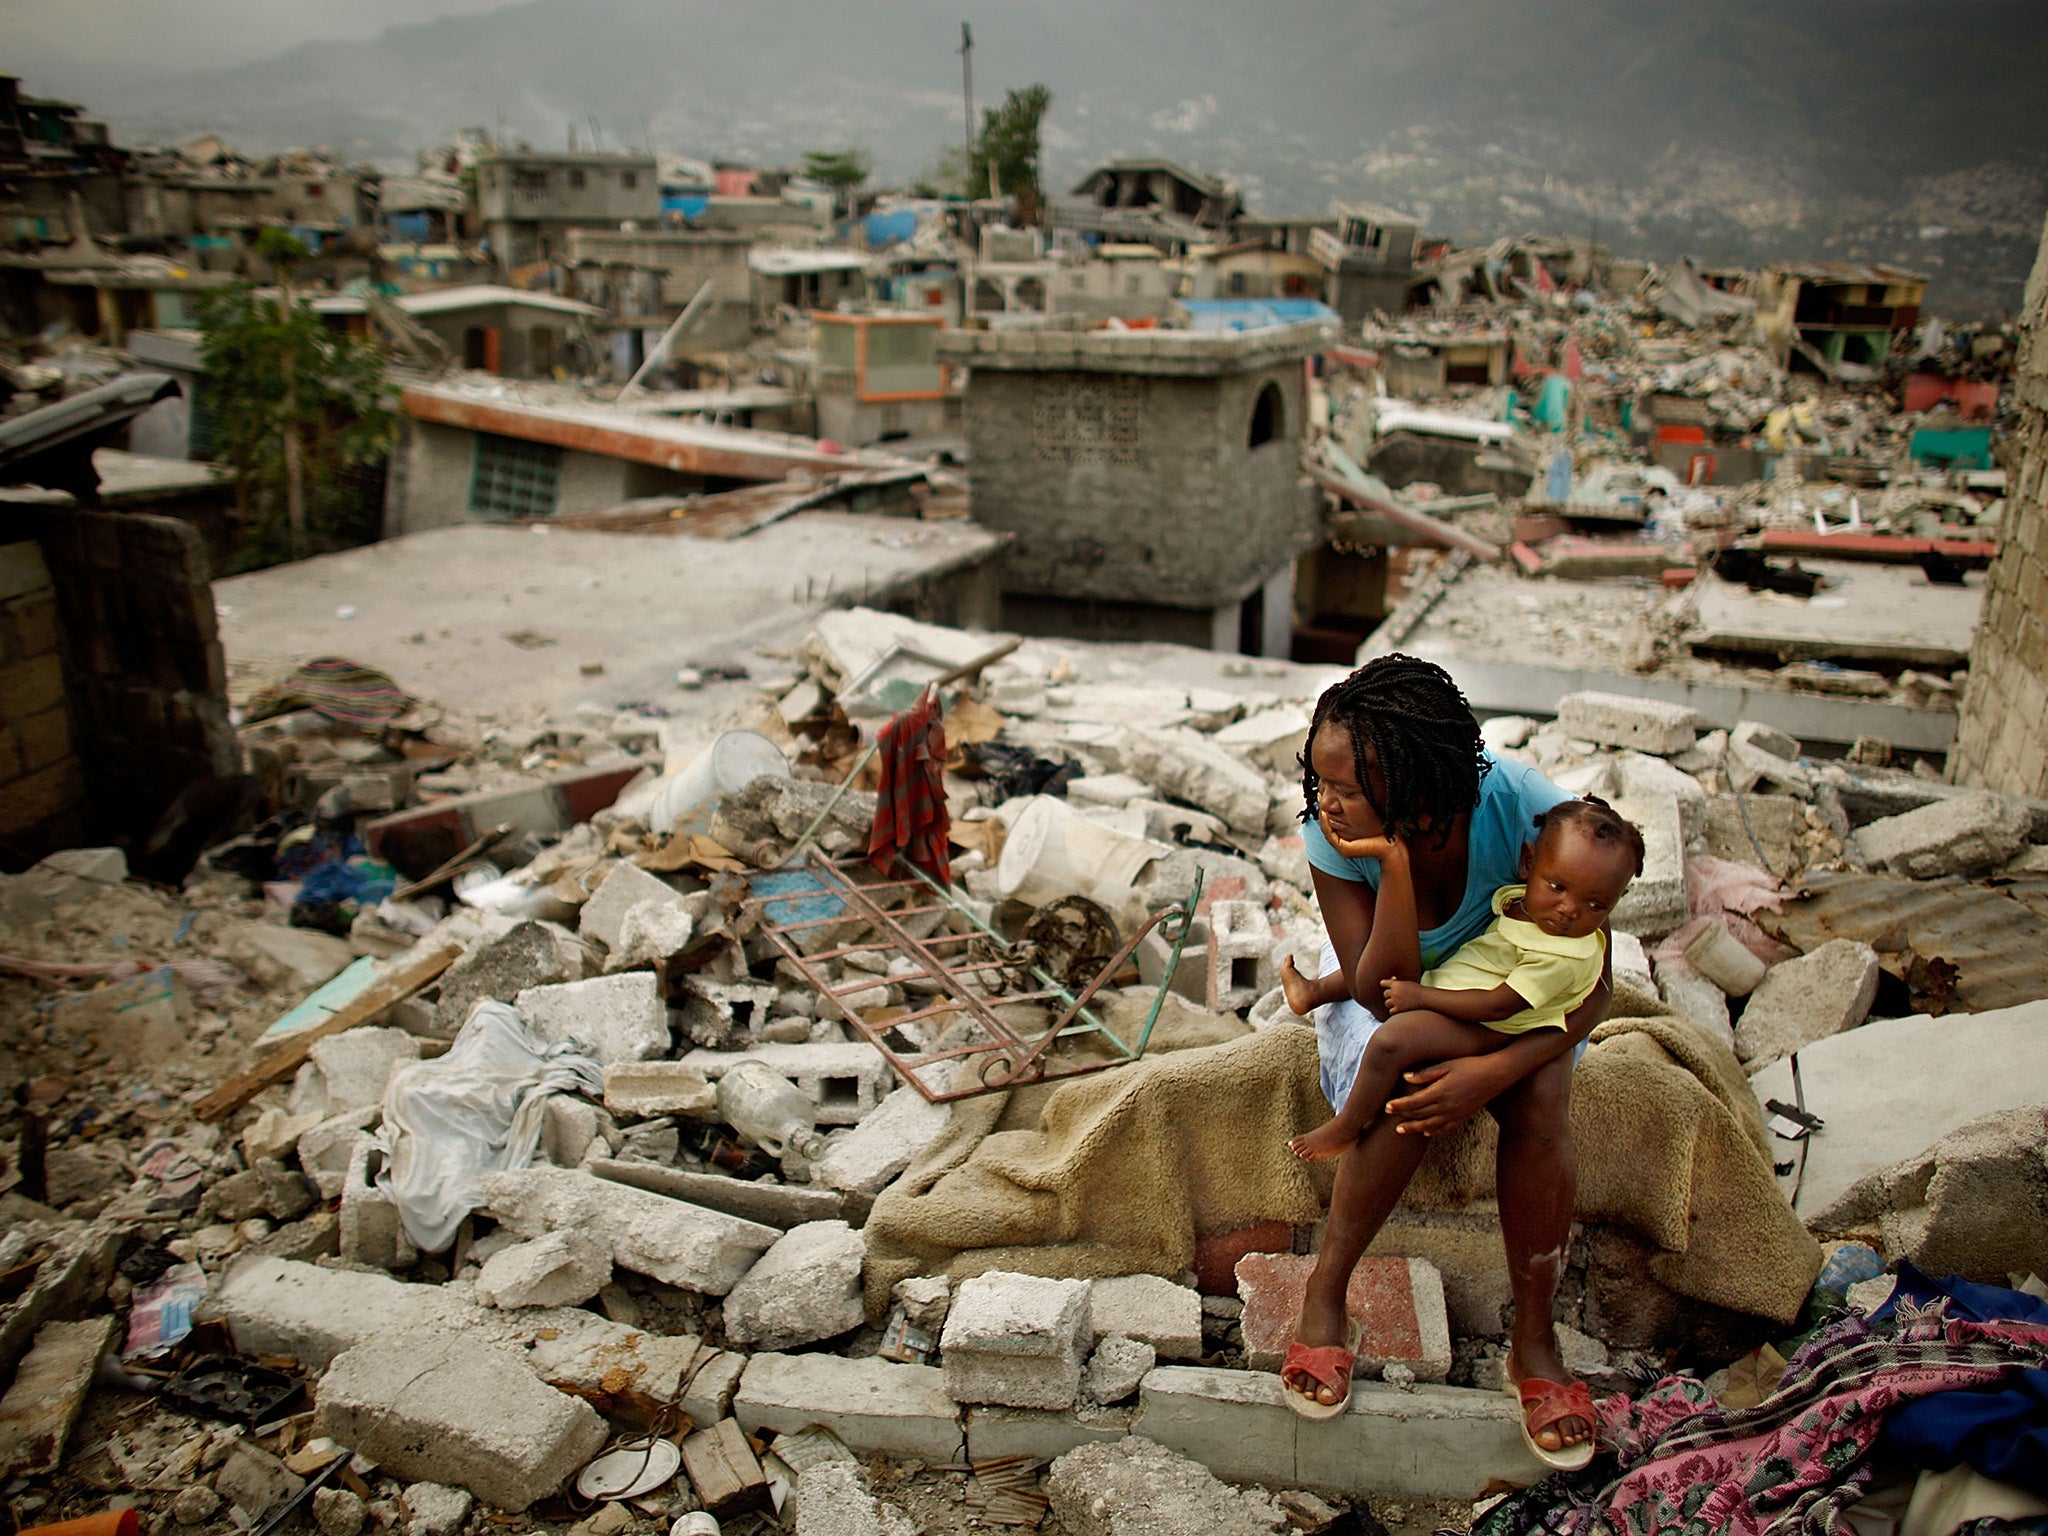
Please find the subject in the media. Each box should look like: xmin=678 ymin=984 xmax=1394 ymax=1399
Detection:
xmin=3 ymin=593 xmax=2047 ymax=1536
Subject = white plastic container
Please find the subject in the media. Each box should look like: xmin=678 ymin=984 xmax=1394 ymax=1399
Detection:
xmin=652 ymin=730 xmax=791 ymax=832
xmin=995 ymin=795 xmax=1165 ymax=908
xmin=1682 ymin=921 xmax=1768 ymax=997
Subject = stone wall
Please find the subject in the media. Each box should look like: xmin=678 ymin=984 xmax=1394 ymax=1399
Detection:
xmin=0 ymin=508 xmax=240 ymax=866
xmin=1953 ymin=214 xmax=2048 ymax=798
xmin=0 ymin=540 xmax=89 ymax=857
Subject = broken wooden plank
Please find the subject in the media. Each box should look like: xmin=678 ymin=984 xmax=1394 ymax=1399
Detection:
xmin=0 ymin=1314 xmax=119 ymax=1478
xmin=681 ymin=1417 xmax=773 ymax=1518
xmin=194 ymin=941 xmax=461 ymax=1122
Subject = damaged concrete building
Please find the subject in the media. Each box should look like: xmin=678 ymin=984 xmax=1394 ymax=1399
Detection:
xmin=937 ymin=316 xmax=1323 ymax=653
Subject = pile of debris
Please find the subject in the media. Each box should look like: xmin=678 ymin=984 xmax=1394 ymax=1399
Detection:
xmin=4 ymin=608 xmax=2046 ymax=1530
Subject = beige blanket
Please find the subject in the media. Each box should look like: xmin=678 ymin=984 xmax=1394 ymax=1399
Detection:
xmin=863 ymin=983 xmax=1821 ymax=1326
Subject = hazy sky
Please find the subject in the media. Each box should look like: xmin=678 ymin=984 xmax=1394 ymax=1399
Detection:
xmin=2 ymin=0 xmax=517 ymax=88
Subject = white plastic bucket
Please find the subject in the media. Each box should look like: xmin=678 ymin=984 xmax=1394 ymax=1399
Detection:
xmin=995 ymin=796 xmax=1164 ymax=908
xmin=652 ymin=730 xmax=791 ymax=832
xmin=1683 ymin=921 xmax=1767 ymax=996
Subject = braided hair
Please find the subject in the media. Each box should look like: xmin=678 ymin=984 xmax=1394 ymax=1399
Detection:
xmin=1534 ymin=795 xmax=1647 ymax=876
xmin=1299 ymin=655 xmax=1490 ymax=844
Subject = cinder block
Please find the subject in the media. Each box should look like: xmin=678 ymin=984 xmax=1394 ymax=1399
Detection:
xmin=1556 ymin=691 xmax=1700 ymax=756
xmin=1206 ymin=899 xmax=1272 ymax=1013
xmin=681 ymin=1042 xmax=893 ymax=1125
xmin=313 ymin=1332 xmax=607 ymax=1512
xmin=602 ymin=1061 xmax=716 ymax=1119
xmin=940 ymin=1272 xmax=1093 ymax=1410
xmin=1088 ymin=1274 xmax=1204 ymax=1361
xmin=722 ymin=1220 xmax=866 ymax=1351
xmin=733 ymin=1352 xmax=962 ymax=1464
xmin=1733 ymin=939 xmax=1881 ymax=1067
xmin=339 ymin=1139 xmax=416 ymax=1271
xmin=961 ymin=1404 xmax=1128 ymax=1464
xmin=674 ymin=974 xmax=778 ymax=1049
xmin=515 ymin=971 xmax=671 ymax=1064
xmin=474 ymin=1231 xmax=612 ymax=1311
xmin=1137 ymin=917 xmax=1208 ymax=1003
xmin=1234 ymin=1253 xmax=1451 ymax=1383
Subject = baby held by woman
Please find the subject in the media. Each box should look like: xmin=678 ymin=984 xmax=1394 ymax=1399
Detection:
xmin=1282 ymin=796 xmax=1644 ymax=1162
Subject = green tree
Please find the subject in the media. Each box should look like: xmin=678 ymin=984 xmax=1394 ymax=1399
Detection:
xmin=199 ymin=228 xmax=396 ymax=571
xmin=802 ymin=148 xmax=872 ymax=222
xmin=966 ymin=84 xmax=1052 ymax=225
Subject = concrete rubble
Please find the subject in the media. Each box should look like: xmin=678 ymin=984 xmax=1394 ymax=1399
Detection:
xmin=5 ymin=546 xmax=2045 ymax=1530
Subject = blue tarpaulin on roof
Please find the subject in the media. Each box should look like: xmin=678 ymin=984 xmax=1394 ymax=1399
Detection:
xmin=862 ymin=209 xmax=920 ymax=248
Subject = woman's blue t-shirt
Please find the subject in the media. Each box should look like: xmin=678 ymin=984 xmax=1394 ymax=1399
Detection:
xmin=1299 ymin=750 xmax=1573 ymax=969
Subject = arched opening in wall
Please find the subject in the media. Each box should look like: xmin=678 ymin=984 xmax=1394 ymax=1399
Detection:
xmin=1015 ymin=276 xmax=1045 ymax=311
xmin=1248 ymin=381 xmax=1283 ymax=447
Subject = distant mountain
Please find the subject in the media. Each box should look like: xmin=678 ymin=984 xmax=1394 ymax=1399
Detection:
xmin=90 ymin=0 xmax=2048 ymax=316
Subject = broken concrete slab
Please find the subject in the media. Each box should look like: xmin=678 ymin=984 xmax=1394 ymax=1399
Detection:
xmin=1213 ymin=706 xmax=1311 ymax=772
xmin=1732 ymin=939 xmax=1880 ymax=1067
xmin=813 ymin=1087 xmax=951 ymax=1200
xmin=1726 ymin=721 xmax=1812 ymax=797
xmin=434 ymin=921 xmax=585 ymax=1035
xmin=340 ymin=1138 xmax=416 ymax=1270
xmin=681 ymin=1042 xmax=894 ymax=1126
xmin=1120 ymin=726 xmax=1272 ymax=835
xmin=603 ymin=1061 xmax=716 ymax=1119
xmin=515 ymin=971 xmax=671 ymax=1064
xmin=1748 ymin=1001 xmax=2048 ymax=1228
xmin=1131 ymin=1365 xmax=1544 ymax=1501
xmin=1609 ymin=790 xmax=1688 ymax=937
xmin=314 ymin=1331 xmax=608 ymax=1511
xmin=577 ymin=861 xmax=688 ymax=951
xmin=1556 ymin=691 xmax=1699 ymax=756
xmin=474 ymin=1230 xmax=613 ymax=1310
xmin=1088 ymin=1274 xmax=1204 ymax=1362
xmin=0 ymin=1314 xmax=118 ymax=1478
xmin=1848 ymin=791 xmax=2034 ymax=879
xmin=1868 ymin=1107 xmax=2048 ymax=1283
xmin=722 ymin=1220 xmax=866 ymax=1350
xmin=733 ymin=1352 xmax=961 ymax=1463
xmin=205 ymin=1256 xmax=732 ymax=1423
xmin=941 ymin=1272 xmax=1094 ymax=1410
xmin=401 ymin=1484 xmax=472 ymax=1536
xmin=479 ymin=1165 xmax=777 ymax=1294
xmin=216 ymin=1439 xmax=306 ymax=1521
xmin=1082 ymin=1336 xmax=1156 ymax=1405
xmin=225 ymin=922 xmax=357 ymax=993
xmin=290 ymin=1027 xmax=421 ymax=1118
xmin=590 ymin=1157 xmax=843 ymax=1229
xmin=1654 ymin=960 xmax=1732 ymax=1044
xmin=791 ymin=1458 xmax=918 ymax=1536
xmin=1234 ymin=1254 xmax=1451 ymax=1383
xmin=1045 ymin=1436 xmax=1288 ymax=1536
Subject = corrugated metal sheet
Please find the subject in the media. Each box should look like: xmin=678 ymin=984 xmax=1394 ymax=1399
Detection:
xmin=1758 ymin=871 xmax=2048 ymax=1015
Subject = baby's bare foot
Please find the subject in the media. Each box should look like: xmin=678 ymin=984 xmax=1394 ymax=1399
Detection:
xmin=1287 ymin=1120 xmax=1357 ymax=1162
xmin=1280 ymin=957 xmax=1319 ymax=1016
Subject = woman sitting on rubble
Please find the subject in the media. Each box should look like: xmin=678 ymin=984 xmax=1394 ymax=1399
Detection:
xmin=1275 ymin=654 xmax=1606 ymax=1469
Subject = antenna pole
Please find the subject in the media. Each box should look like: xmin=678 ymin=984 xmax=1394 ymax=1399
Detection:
xmin=959 ymin=22 xmax=975 ymax=190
